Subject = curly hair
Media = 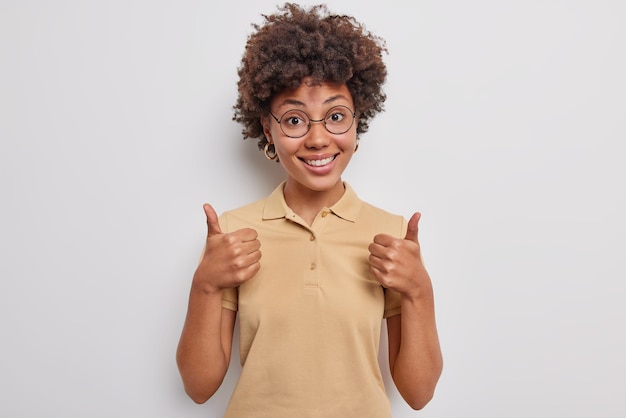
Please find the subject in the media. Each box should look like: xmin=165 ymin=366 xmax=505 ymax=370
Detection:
xmin=232 ymin=3 xmax=388 ymax=151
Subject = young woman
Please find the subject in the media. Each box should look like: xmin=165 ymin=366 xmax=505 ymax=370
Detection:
xmin=176 ymin=4 xmax=443 ymax=417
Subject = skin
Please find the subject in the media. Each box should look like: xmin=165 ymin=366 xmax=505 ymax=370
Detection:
xmin=176 ymin=79 xmax=443 ymax=409
xmin=262 ymin=80 xmax=358 ymax=224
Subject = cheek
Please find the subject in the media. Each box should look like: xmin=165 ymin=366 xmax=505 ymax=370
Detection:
xmin=273 ymin=138 xmax=302 ymax=157
xmin=337 ymin=132 xmax=358 ymax=150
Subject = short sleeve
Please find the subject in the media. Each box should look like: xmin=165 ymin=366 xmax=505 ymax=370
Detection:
xmin=215 ymin=211 xmax=239 ymax=311
xmin=382 ymin=215 xmax=406 ymax=318
xmin=196 ymin=239 xmax=239 ymax=311
xmin=383 ymin=288 xmax=401 ymax=318
xmin=222 ymin=287 xmax=238 ymax=311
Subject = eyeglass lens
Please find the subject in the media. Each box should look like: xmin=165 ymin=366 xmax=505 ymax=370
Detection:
xmin=278 ymin=105 xmax=354 ymax=138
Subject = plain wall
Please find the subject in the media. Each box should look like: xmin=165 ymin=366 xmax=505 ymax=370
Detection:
xmin=1 ymin=0 xmax=625 ymax=417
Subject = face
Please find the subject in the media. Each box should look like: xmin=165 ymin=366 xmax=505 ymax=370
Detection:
xmin=262 ymin=79 xmax=358 ymax=198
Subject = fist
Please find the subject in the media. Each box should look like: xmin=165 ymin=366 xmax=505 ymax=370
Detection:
xmin=193 ymin=203 xmax=262 ymax=292
xmin=368 ymin=212 xmax=432 ymax=298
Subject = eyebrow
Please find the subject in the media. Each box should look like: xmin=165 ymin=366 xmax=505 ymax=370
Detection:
xmin=276 ymin=94 xmax=350 ymax=109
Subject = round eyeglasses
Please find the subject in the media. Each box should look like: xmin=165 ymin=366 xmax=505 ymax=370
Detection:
xmin=269 ymin=105 xmax=356 ymax=138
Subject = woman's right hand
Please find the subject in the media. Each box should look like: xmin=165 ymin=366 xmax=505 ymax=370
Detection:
xmin=192 ymin=203 xmax=261 ymax=293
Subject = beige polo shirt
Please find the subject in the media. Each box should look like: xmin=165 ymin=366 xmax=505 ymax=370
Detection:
xmin=219 ymin=182 xmax=405 ymax=418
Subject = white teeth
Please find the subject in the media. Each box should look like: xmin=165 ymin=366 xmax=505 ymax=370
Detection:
xmin=305 ymin=156 xmax=335 ymax=167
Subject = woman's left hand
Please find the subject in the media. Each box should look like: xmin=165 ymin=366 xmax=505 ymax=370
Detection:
xmin=368 ymin=212 xmax=432 ymax=299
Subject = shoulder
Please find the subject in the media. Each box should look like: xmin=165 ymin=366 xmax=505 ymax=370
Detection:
xmin=343 ymin=183 xmax=406 ymax=237
xmin=359 ymin=199 xmax=402 ymax=221
xmin=358 ymin=200 xmax=406 ymax=237
xmin=223 ymin=197 xmax=266 ymax=217
xmin=218 ymin=197 xmax=267 ymax=233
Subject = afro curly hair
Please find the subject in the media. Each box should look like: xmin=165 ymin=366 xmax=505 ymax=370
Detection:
xmin=232 ymin=3 xmax=388 ymax=151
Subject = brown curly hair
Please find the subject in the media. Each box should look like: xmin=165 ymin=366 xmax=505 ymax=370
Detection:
xmin=232 ymin=3 xmax=388 ymax=151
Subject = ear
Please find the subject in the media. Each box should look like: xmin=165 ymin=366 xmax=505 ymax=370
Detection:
xmin=261 ymin=115 xmax=273 ymax=143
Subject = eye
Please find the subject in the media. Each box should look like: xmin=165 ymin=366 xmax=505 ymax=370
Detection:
xmin=282 ymin=111 xmax=308 ymax=127
xmin=326 ymin=107 xmax=347 ymax=124
xmin=285 ymin=116 xmax=304 ymax=126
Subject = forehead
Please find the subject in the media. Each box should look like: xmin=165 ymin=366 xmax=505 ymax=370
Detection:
xmin=271 ymin=80 xmax=353 ymax=110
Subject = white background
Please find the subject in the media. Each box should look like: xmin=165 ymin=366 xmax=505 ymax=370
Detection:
xmin=1 ymin=1 xmax=625 ymax=417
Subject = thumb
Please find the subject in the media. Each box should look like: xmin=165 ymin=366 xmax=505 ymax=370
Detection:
xmin=404 ymin=212 xmax=421 ymax=243
xmin=203 ymin=203 xmax=223 ymax=237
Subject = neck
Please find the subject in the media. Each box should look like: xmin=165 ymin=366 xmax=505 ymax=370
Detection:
xmin=283 ymin=179 xmax=345 ymax=225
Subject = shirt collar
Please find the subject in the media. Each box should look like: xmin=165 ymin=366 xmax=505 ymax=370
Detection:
xmin=262 ymin=181 xmax=362 ymax=223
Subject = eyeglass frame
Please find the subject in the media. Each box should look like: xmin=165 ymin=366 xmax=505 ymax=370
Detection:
xmin=268 ymin=105 xmax=357 ymax=138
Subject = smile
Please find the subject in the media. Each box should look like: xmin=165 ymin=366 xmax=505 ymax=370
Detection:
xmin=302 ymin=155 xmax=336 ymax=167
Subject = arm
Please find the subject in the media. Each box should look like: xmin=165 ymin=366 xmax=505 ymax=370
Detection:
xmin=387 ymin=292 xmax=442 ymax=409
xmin=369 ymin=212 xmax=443 ymax=409
xmin=177 ymin=293 xmax=236 ymax=403
xmin=176 ymin=204 xmax=261 ymax=403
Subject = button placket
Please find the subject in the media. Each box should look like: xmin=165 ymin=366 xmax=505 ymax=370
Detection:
xmin=305 ymin=227 xmax=319 ymax=288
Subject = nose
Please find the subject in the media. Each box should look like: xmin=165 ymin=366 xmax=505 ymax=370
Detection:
xmin=304 ymin=119 xmax=330 ymax=149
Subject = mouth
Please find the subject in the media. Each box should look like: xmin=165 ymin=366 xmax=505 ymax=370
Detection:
xmin=301 ymin=154 xmax=337 ymax=167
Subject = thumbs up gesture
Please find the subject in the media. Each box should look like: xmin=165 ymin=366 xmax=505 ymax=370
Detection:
xmin=193 ymin=203 xmax=262 ymax=293
xmin=368 ymin=212 xmax=431 ymax=298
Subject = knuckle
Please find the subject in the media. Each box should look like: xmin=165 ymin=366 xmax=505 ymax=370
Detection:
xmin=382 ymin=261 xmax=396 ymax=275
xmin=230 ymin=246 xmax=242 ymax=258
xmin=222 ymin=234 xmax=237 ymax=246
xmin=230 ymin=258 xmax=245 ymax=270
xmin=234 ymin=270 xmax=251 ymax=284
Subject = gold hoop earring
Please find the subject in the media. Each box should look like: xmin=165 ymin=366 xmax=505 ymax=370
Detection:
xmin=264 ymin=142 xmax=277 ymax=160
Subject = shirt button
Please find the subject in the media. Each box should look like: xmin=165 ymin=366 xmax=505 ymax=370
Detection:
xmin=309 ymin=235 xmax=315 ymax=241
xmin=310 ymin=263 xmax=317 ymax=270
xmin=321 ymin=211 xmax=329 ymax=217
